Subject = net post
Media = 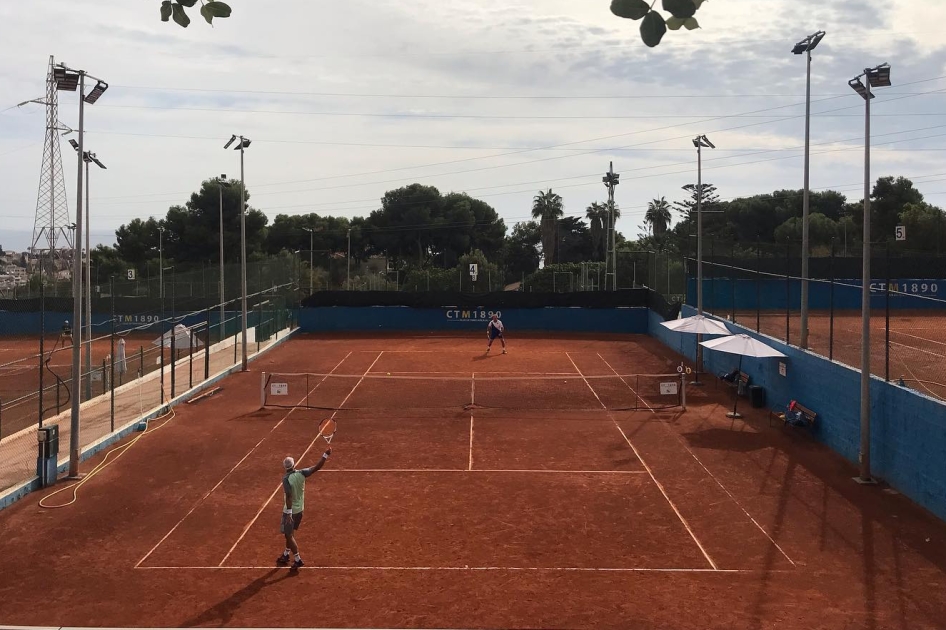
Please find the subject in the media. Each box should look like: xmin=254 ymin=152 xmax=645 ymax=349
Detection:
xmin=204 ymin=308 xmax=210 ymax=380
xmin=260 ymin=372 xmax=266 ymax=409
xmin=189 ymin=328 xmax=194 ymax=390
xmin=681 ymin=373 xmax=687 ymax=410
xmin=170 ymin=324 xmax=177 ymax=399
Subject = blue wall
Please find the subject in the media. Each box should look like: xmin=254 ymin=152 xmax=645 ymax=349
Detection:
xmin=0 ymin=310 xmax=253 ymax=337
xmin=298 ymin=306 xmax=649 ymax=333
xmin=687 ymin=278 xmax=946 ymax=310
xmin=650 ymin=304 xmax=946 ymax=521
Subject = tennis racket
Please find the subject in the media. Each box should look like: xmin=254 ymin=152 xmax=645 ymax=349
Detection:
xmin=318 ymin=417 xmax=337 ymax=445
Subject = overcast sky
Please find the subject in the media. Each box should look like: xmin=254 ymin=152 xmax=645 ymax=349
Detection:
xmin=1 ymin=0 xmax=945 ymax=253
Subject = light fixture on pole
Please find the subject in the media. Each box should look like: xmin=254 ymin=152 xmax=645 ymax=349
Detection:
xmin=692 ymin=134 xmax=715 ymax=385
xmin=303 ymin=227 xmax=315 ymax=296
xmin=216 ymin=174 xmax=230 ymax=341
xmin=69 ymin=139 xmax=106 ymax=400
xmin=57 ymin=62 xmax=107 ymax=479
xmin=793 ymin=29 xmax=826 ymax=350
xmin=848 ymin=62 xmax=891 ymax=485
xmin=224 ymin=134 xmax=251 ymax=371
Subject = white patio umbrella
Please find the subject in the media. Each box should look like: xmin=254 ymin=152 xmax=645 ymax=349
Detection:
xmin=700 ymin=334 xmax=786 ymax=419
xmin=660 ymin=315 xmax=731 ymax=384
xmin=660 ymin=314 xmax=732 ymax=336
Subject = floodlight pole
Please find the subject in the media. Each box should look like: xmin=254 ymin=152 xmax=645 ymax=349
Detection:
xmin=217 ymin=175 xmax=227 ymax=342
xmin=859 ymin=74 xmax=874 ymax=483
xmin=304 ymin=227 xmax=314 ymax=295
xmin=68 ymin=72 xmax=86 ymax=479
xmin=800 ymin=44 xmax=813 ymax=349
xmin=848 ymin=63 xmax=890 ymax=484
xmin=239 ymin=142 xmax=248 ymax=371
xmin=693 ymin=135 xmax=714 ymax=385
xmin=83 ymin=154 xmax=93 ymax=400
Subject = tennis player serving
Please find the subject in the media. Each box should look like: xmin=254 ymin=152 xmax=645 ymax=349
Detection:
xmin=486 ymin=314 xmax=506 ymax=354
xmin=278 ymin=449 xmax=331 ymax=570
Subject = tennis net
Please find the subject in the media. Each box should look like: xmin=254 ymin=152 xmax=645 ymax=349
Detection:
xmin=260 ymin=371 xmax=685 ymax=412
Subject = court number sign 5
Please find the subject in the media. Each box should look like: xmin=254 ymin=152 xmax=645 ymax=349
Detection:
xmin=895 ymin=225 xmax=906 ymax=241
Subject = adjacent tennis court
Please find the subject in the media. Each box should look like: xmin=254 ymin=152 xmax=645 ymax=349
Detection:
xmin=0 ymin=333 xmax=944 ymax=629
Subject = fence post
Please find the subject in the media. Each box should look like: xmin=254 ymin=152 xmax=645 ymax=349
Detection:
xmin=730 ymin=244 xmax=736 ymax=323
xmin=171 ymin=325 xmax=176 ymax=399
xmin=102 ymin=358 xmax=107 ymax=396
xmin=160 ymin=331 xmax=165 ymax=404
xmin=829 ymin=241 xmax=835 ymax=361
xmin=38 ymin=279 xmax=45 ymax=427
xmin=709 ymin=239 xmax=715 ymax=315
xmin=785 ymin=243 xmax=791 ymax=345
xmin=139 ymin=346 xmax=144 ymax=379
xmin=885 ymin=242 xmax=890 ymax=381
xmin=110 ymin=275 xmax=115 ymax=433
xmin=204 ymin=308 xmax=211 ymax=380
xmin=756 ymin=242 xmax=761 ymax=334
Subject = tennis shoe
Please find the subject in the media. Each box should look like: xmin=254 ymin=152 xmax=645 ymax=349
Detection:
xmin=502 ymin=349 xmax=507 ymax=354
xmin=276 ymin=553 xmax=290 ymax=566
xmin=291 ymin=558 xmax=305 ymax=570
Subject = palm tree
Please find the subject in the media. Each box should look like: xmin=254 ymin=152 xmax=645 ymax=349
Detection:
xmin=645 ymin=196 xmax=671 ymax=238
xmin=532 ymin=189 xmax=564 ymax=264
xmin=585 ymin=202 xmax=608 ymax=260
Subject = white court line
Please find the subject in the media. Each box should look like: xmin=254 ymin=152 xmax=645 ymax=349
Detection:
xmin=136 ymin=564 xmax=786 ymax=573
xmin=889 ymin=329 xmax=946 ymax=347
xmin=565 ymin=352 xmax=718 ymax=571
xmin=598 ymin=356 xmax=796 ymax=566
xmin=468 ymin=416 xmax=474 ymax=471
xmin=219 ymin=351 xmax=384 ymax=567
xmin=890 ymin=340 xmax=946 ymax=359
xmin=133 ymin=352 xmax=354 ymax=569
xmin=319 ymin=468 xmax=648 ymax=474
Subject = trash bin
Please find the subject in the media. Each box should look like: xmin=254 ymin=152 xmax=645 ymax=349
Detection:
xmin=749 ymin=385 xmax=766 ymax=408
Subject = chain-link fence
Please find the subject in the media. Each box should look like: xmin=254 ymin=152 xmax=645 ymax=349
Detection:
xmin=0 ymin=282 xmax=295 ymax=496
xmin=688 ymin=240 xmax=946 ymax=403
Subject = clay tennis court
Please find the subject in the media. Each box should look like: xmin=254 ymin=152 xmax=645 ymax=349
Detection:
xmin=0 ymin=333 xmax=944 ymax=629
xmin=732 ymin=309 xmax=946 ymax=401
xmin=0 ymin=332 xmax=182 ymax=439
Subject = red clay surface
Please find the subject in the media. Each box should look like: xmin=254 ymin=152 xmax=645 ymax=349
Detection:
xmin=732 ymin=309 xmax=946 ymax=401
xmin=0 ymin=333 xmax=945 ymax=629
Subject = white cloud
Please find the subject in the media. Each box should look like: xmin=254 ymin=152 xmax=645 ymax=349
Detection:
xmin=0 ymin=0 xmax=944 ymax=252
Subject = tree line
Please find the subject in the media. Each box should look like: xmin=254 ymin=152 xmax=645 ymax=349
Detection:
xmin=88 ymin=173 xmax=946 ymax=290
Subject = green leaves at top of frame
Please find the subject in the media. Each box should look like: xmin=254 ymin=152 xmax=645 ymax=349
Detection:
xmin=201 ymin=1 xmax=233 ymax=25
xmin=161 ymin=0 xmax=232 ymax=27
xmin=640 ymin=11 xmax=667 ymax=47
xmin=610 ymin=0 xmax=650 ymax=20
xmin=171 ymin=2 xmax=190 ymax=27
xmin=662 ymin=0 xmax=697 ymax=19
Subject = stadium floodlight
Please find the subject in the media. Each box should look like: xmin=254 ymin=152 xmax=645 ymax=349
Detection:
xmin=53 ymin=66 xmax=80 ymax=91
xmin=849 ymin=62 xmax=891 ymax=486
xmin=224 ymin=135 xmax=251 ymax=370
xmin=83 ymin=79 xmax=108 ymax=104
xmin=791 ymin=30 xmax=825 ymax=55
xmin=793 ymin=29 xmax=827 ymax=350
xmin=692 ymin=134 xmax=716 ymax=385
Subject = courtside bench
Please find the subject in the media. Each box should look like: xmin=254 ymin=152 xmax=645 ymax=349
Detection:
xmin=769 ymin=401 xmax=817 ymax=432
xmin=718 ymin=370 xmax=750 ymax=396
